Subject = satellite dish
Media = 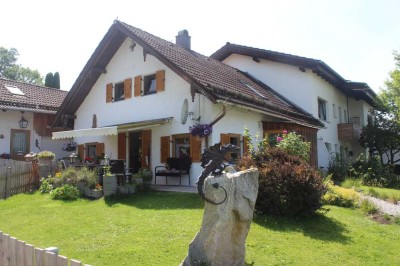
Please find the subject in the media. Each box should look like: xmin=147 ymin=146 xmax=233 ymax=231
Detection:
xmin=181 ymin=99 xmax=189 ymax=124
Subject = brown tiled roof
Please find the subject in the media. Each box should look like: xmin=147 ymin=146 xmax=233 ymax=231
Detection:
xmin=211 ymin=43 xmax=376 ymax=106
xmin=54 ymin=20 xmax=323 ymax=128
xmin=0 ymin=78 xmax=68 ymax=114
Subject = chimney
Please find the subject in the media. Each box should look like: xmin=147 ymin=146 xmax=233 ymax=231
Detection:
xmin=176 ymin=30 xmax=191 ymax=50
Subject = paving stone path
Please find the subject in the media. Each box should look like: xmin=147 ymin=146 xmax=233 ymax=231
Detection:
xmin=362 ymin=195 xmax=400 ymax=216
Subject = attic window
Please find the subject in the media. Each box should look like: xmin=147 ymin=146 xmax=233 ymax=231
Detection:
xmin=240 ymin=80 xmax=267 ymax=100
xmin=6 ymin=86 xmax=25 ymax=96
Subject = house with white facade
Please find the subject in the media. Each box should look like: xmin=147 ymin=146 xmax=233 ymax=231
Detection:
xmin=211 ymin=44 xmax=376 ymax=169
xmin=51 ymin=20 xmax=324 ymax=186
xmin=0 ymin=78 xmax=68 ymax=160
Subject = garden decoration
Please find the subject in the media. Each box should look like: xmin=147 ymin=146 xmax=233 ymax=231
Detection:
xmin=197 ymin=143 xmax=239 ymax=205
xmin=182 ymin=164 xmax=259 ymax=265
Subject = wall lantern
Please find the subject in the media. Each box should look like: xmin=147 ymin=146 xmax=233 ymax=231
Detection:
xmin=69 ymin=153 xmax=78 ymax=164
xmin=19 ymin=116 xmax=28 ymax=128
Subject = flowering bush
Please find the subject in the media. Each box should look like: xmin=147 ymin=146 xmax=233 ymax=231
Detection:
xmin=95 ymin=184 xmax=102 ymax=191
xmin=62 ymin=141 xmax=77 ymax=152
xmin=189 ymin=123 xmax=213 ymax=137
xmin=276 ymin=130 xmax=311 ymax=161
xmin=50 ymin=185 xmax=80 ymax=200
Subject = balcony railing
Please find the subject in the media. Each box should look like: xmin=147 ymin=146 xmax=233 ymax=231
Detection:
xmin=337 ymin=123 xmax=361 ymax=141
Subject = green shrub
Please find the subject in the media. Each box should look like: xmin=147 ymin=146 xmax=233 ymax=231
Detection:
xmin=360 ymin=199 xmax=379 ymax=215
xmin=275 ymin=130 xmax=311 ymax=161
xmin=237 ymin=147 xmax=325 ymax=217
xmin=39 ymin=179 xmax=53 ymax=193
xmin=50 ymin=185 xmax=80 ymax=200
xmin=322 ymin=179 xmax=360 ymax=207
xmin=394 ymin=216 xmax=400 ymax=225
xmin=351 ymin=154 xmax=399 ymax=188
xmin=327 ymin=154 xmax=351 ymax=182
xmin=77 ymin=167 xmax=97 ymax=189
xmin=341 ymin=178 xmax=362 ymax=189
xmin=59 ymin=167 xmax=79 ymax=185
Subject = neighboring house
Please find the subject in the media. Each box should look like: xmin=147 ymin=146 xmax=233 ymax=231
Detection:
xmin=0 ymin=78 xmax=69 ymax=160
xmin=211 ymin=44 xmax=376 ymax=169
xmin=52 ymin=20 xmax=323 ymax=186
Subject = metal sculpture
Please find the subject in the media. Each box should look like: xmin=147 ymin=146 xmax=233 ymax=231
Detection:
xmin=196 ymin=143 xmax=239 ymax=205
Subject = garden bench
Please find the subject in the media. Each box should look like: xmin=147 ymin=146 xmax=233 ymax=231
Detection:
xmin=155 ymin=157 xmax=192 ymax=186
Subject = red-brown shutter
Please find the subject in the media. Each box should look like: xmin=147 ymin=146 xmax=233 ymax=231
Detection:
xmin=124 ymin=78 xmax=132 ymax=99
xmin=118 ymin=133 xmax=126 ymax=160
xmin=106 ymin=83 xmax=113 ymax=103
xmin=78 ymin=144 xmax=85 ymax=162
xmin=141 ymin=130 xmax=151 ymax=168
xmin=96 ymin=143 xmax=105 ymax=158
xmin=134 ymin=76 xmax=142 ymax=97
xmin=220 ymin=134 xmax=230 ymax=145
xmin=160 ymin=136 xmax=170 ymax=163
xmin=156 ymin=70 xmax=165 ymax=92
xmin=190 ymin=135 xmax=202 ymax=162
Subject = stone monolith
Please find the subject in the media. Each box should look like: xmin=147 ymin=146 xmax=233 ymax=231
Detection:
xmin=181 ymin=168 xmax=259 ymax=266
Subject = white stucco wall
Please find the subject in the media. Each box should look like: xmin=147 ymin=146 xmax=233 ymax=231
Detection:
xmin=71 ymin=39 xmax=268 ymax=185
xmin=0 ymin=110 xmax=68 ymax=159
xmin=222 ymin=54 xmax=371 ymax=169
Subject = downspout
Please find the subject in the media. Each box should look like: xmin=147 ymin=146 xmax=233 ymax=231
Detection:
xmin=205 ymin=105 xmax=227 ymax=148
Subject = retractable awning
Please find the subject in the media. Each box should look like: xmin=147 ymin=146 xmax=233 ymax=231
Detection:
xmin=52 ymin=117 xmax=172 ymax=139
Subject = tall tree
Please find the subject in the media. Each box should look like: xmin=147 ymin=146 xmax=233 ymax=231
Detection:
xmin=53 ymin=72 xmax=60 ymax=89
xmin=0 ymin=46 xmax=43 ymax=85
xmin=380 ymin=51 xmax=400 ymax=119
xmin=360 ymin=50 xmax=400 ymax=165
xmin=45 ymin=72 xmax=54 ymax=87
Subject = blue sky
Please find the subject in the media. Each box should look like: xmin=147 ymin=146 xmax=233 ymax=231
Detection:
xmin=1 ymin=0 xmax=399 ymax=93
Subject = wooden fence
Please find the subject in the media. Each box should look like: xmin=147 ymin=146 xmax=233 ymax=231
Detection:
xmin=0 ymin=159 xmax=38 ymax=200
xmin=0 ymin=232 xmax=85 ymax=266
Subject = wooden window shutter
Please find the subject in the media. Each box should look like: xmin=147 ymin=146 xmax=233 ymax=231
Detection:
xmin=118 ymin=133 xmax=126 ymax=160
xmin=220 ymin=134 xmax=230 ymax=145
xmin=243 ymin=136 xmax=249 ymax=155
xmin=220 ymin=134 xmax=232 ymax=160
xmin=124 ymin=78 xmax=132 ymax=99
xmin=78 ymin=144 xmax=85 ymax=161
xmin=160 ymin=136 xmax=170 ymax=163
xmin=156 ymin=70 xmax=165 ymax=92
xmin=134 ymin=76 xmax=142 ymax=97
xmin=141 ymin=130 xmax=151 ymax=168
xmin=106 ymin=83 xmax=113 ymax=103
xmin=96 ymin=143 xmax=105 ymax=157
xmin=190 ymin=135 xmax=202 ymax=162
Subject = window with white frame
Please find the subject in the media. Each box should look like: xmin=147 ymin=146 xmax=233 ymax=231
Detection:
xmin=343 ymin=109 xmax=348 ymax=123
xmin=318 ymin=98 xmax=327 ymax=121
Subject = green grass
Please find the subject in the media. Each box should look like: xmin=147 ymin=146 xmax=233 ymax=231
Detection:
xmin=1 ymin=191 xmax=400 ymax=265
xmin=341 ymin=178 xmax=400 ymax=203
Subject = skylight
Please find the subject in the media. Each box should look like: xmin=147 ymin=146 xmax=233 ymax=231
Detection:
xmin=240 ymin=80 xmax=267 ymax=100
xmin=5 ymin=86 xmax=25 ymax=96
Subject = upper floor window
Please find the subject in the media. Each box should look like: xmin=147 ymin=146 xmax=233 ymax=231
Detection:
xmin=144 ymin=74 xmax=157 ymax=95
xmin=106 ymin=78 xmax=132 ymax=103
xmin=343 ymin=109 xmax=348 ymax=123
xmin=114 ymin=82 xmax=125 ymax=101
xmin=134 ymin=70 xmax=165 ymax=97
xmin=318 ymin=98 xmax=327 ymax=121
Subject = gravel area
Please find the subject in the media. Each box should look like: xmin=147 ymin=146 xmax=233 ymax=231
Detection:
xmin=362 ymin=195 xmax=400 ymax=217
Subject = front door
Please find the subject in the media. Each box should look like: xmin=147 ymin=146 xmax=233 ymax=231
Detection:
xmin=128 ymin=130 xmax=151 ymax=173
xmin=10 ymin=129 xmax=30 ymax=161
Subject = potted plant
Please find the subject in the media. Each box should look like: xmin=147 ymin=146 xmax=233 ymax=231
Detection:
xmin=37 ymin=150 xmax=55 ymax=161
xmin=189 ymin=123 xmax=213 ymax=138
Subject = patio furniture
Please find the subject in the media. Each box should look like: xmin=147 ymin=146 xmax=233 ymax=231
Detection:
xmin=110 ymin=159 xmax=130 ymax=186
xmin=155 ymin=157 xmax=192 ymax=186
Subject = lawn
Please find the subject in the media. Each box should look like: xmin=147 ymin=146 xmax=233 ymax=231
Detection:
xmin=0 ymin=191 xmax=399 ymax=266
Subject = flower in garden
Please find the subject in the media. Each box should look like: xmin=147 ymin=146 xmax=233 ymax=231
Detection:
xmin=277 ymin=136 xmax=283 ymax=142
xmin=283 ymin=129 xmax=288 ymax=134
